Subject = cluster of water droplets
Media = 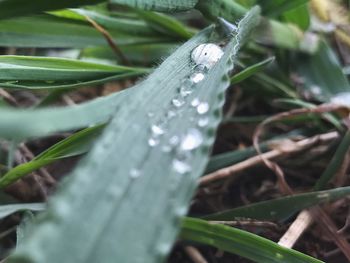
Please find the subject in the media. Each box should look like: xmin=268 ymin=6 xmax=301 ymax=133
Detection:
xmin=128 ymin=43 xmax=224 ymax=179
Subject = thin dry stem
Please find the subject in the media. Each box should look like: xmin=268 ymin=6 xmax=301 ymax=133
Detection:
xmin=184 ymin=246 xmax=208 ymax=263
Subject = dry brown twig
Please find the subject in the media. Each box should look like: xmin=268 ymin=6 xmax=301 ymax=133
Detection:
xmin=84 ymin=15 xmax=130 ymax=65
xmin=253 ymin=105 xmax=350 ymax=260
xmin=184 ymin=246 xmax=208 ymax=263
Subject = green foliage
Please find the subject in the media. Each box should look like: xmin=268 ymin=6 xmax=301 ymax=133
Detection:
xmin=181 ymin=217 xmax=324 ymax=263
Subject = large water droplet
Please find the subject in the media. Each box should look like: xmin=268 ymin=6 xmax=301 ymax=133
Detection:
xmin=172 ymin=159 xmax=191 ymax=174
xmin=191 ymin=43 xmax=224 ymax=69
xmin=180 ymin=128 xmax=203 ymax=151
xmin=197 ymin=102 xmax=209 ymax=114
xmin=172 ymin=96 xmax=185 ymax=107
xmin=129 ymin=168 xmax=141 ymax=179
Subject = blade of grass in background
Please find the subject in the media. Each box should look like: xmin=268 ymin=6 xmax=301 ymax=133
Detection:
xmin=0 ymin=56 xmax=147 ymax=81
xmin=0 ymin=88 xmax=128 ymax=139
xmin=0 ymin=0 xmax=104 ymax=19
xmin=296 ymin=41 xmax=350 ymax=102
xmin=202 ymin=186 xmax=350 ymax=221
xmin=110 ymin=0 xmax=197 ymax=11
xmin=231 ymin=56 xmax=275 ymax=84
xmin=0 ymin=126 xmax=104 ymax=188
xmin=0 ymin=203 xmax=45 ymax=220
xmin=0 ymin=16 xmax=170 ymax=48
xmin=7 ymin=8 xmax=261 ymax=263
xmin=180 ymin=217 xmax=323 ymax=263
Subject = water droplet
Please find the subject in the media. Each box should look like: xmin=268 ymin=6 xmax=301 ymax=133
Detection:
xmin=172 ymin=96 xmax=185 ymax=107
xmin=148 ymin=137 xmax=159 ymax=147
xmin=198 ymin=117 xmax=209 ymax=127
xmin=172 ymin=159 xmax=191 ymax=174
xmin=191 ymin=43 xmax=224 ymax=69
xmin=190 ymin=72 xmax=205 ymax=84
xmin=147 ymin=112 xmax=155 ymax=118
xmin=151 ymin=124 xmax=165 ymax=136
xmin=191 ymin=98 xmax=200 ymax=107
xmin=180 ymin=129 xmax=203 ymax=151
xmin=197 ymin=102 xmax=209 ymax=114
xmin=130 ymin=169 xmax=141 ymax=179
xmin=175 ymin=205 xmax=188 ymax=217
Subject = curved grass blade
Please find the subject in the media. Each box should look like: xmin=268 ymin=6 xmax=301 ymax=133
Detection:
xmin=8 ymin=7 xmax=261 ymax=263
xmin=0 ymin=203 xmax=45 ymax=220
xmin=111 ymin=0 xmax=197 ymax=12
xmin=231 ymin=57 xmax=275 ymax=84
xmin=296 ymin=41 xmax=350 ymax=102
xmin=0 ymin=16 xmax=170 ymax=48
xmin=203 ymin=186 xmax=350 ymax=222
xmin=0 ymin=55 xmax=147 ymax=81
xmin=0 ymin=89 xmax=128 ymax=139
xmin=0 ymin=0 xmax=103 ymax=19
xmin=0 ymin=126 xmax=104 ymax=188
xmin=50 ymin=8 xmax=155 ymax=36
xmin=180 ymin=217 xmax=323 ymax=263
xmin=0 ymin=71 xmax=147 ymax=90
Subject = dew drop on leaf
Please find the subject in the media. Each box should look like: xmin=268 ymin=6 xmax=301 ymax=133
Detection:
xmin=172 ymin=159 xmax=191 ymax=174
xmin=198 ymin=117 xmax=209 ymax=127
xmin=191 ymin=98 xmax=200 ymax=107
xmin=180 ymin=128 xmax=203 ymax=151
xmin=190 ymin=72 xmax=205 ymax=83
xmin=191 ymin=43 xmax=224 ymax=69
xmin=196 ymin=102 xmax=209 ymax=114
xmin=172 ymin=96 xmax=185 ymax=107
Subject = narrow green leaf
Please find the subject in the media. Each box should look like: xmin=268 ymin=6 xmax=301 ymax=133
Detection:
xmin=180 ymin=217 xmax=323 ymax=263
xmin=50 ymin=8 xmax=156 ymax=36
xmin=0 ymin=126 xmax=103 ymax=188
xmin=111 ymin=0 xmax=198 ymax=12
xmin=137 ymin=10 xmax=194 ymax=39
xmin=314 ymin=131 xmax=350 ymax=190
xmin=203 ymin=186 xmax=350 ymax=221
xmin=0 ymin=0 xmax=103 ymax=19
xmin=0 ymin=55 xmax=146 ymax=81
xmin=231 ymin=57 xmax=275 ymax=84
xmin=297 ymin=41 xmax=350 ymax=101
xmin=0 ymin=203 xmax=45 ymax=220
xmin=0 ymin=15 xmax=170 ymax=48
xmin=8 ymin=7 xmax=261 ymax=263
xmin=0 ymin=89 xmax=128 ymax=139
xmin=257 ymin=0 xmax=309 ymax=17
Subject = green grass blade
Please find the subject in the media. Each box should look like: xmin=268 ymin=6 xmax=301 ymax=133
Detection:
xmin=8 ymin=7 xmax=261 ymax=263
xmin=0 ymin=126 xmax=104 ymax=188
xmin=111 ymin=0 xmax=197 ymax=11
xmin=180 ymin=217 xmax=323 ymax=263
xmin=0 ymin=15 xmax=170 ymax=48
xmin=0 ymin=89 xmax=128 ymax=139
xmin=296 ymin=41 xmax=350 ymax=101
xmin=203 ymin=186 xmax=350 ymax=221
xmin=0 ymin=55 xmax=147 ymax=81
xmin=314 ymin=131 xmax=350 ymax=190
xmin=0 ymin=0 xmax=104 ymax=19
xmin=0 ymin=203 xmax=45 ymax=220
xmin=231 ymin=56 xmax=275 ymax=84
